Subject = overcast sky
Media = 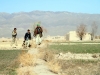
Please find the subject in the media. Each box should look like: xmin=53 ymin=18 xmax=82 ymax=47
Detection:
xmin=0 ymin=0 xmax=100 ymax=14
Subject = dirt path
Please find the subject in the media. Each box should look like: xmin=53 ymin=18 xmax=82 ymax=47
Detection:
xmin=28 ymin=45 xmax=58 ymax=75
xmin=16 ymin=43 xmax=58 ymax=75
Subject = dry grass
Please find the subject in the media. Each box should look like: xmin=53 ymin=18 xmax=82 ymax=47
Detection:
xmin=38 ymin=40 xmax=54 ymax=61
xmin=37 ymin=40 xmax=62 ymax=74
xmin=18 ymin=51 xmax=37 ymax=67
xmin=30 ymin=40 xmax=37 ymax=48
xmin=59 ymin=60 xmax=100 ymax=75
xmin=16 ymin=50 xmax=37 ymax=75
xmin=39 ymin=47 xmax=100 ymax=75
xmin=38 ymin=48 xmax=61 ymax=74
xmin=39 ymin=49 xmax=55 ymax=62
xmin=48 ymin=59 xmax=61 ymax=74
xmin=92 ymin=54 xmax=98 ymax=58
xmin=2 ymin=40 xmax=7 ymax=42
xmin=43 ymin=50 xmax=61 ymax=74
xmin=16 ymin=66 xmax=37 ymax=75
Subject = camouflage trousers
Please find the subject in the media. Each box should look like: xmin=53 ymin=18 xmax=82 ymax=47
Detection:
xmin=11 ymin=37 xmax=17 ymax=46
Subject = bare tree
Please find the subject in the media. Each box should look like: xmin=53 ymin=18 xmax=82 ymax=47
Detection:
xmin=91 ymin=22 xmax=98 ymax=40
xmin=76 ymin=24 xmax=87 ymax=40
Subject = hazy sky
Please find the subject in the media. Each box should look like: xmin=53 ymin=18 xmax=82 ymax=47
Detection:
xmin=0 ymin=0 xmax=100 ymax=14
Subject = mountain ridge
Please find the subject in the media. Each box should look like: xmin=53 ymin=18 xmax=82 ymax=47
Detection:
xmin=0 ymin=11 xmax=100 ymax=37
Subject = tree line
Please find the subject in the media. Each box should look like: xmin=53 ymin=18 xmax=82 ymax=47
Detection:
xmin=76 ymin=21 xmax=98 ymax=41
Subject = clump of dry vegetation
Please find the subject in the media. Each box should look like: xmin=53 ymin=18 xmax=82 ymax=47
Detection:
xmin=37 ymin=40 xmax=62 ymax=74
xmin=16 ymin=66 xmax=36 ymax=75
xmin=16 ymin=50 xmax=37 ymax=75
xmin=48 ymin=59 xmax=61 ymax=74
xmin=17 ymin=51 xmax=37 ymax=67
xmin=39 ymin=49 xmax=54 ymax=62
xmin=92 ymin=54 xmax=99 ymax=58
xmin=38 ymin=48 xmax=61 ymax=74
xmin=2 ymin=40 xmax=7 ymax=42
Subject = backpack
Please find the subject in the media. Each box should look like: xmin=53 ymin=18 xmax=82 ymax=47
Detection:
xmin=36 ymin=27 xmax=42 ymax=34
xmin=34 ymin=27 xmax=43 ymax=37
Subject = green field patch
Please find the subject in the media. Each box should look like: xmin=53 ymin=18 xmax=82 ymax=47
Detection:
xmin=0 ymin=50 xmax=28 ymax=75
xmin=48 ymin=44 xmax=100 ymax=53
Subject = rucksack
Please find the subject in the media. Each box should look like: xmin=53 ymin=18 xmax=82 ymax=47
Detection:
xmin=36 ymin=27 xmax=41 ymax=34
xmin=34 ymin=27 xmax=43 ymax=37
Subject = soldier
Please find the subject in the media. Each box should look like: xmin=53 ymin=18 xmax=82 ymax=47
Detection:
xmin=34 ymin=24 xmax=43 ymax=45
xmin=11 ymin=28 xmax=17 ymax=46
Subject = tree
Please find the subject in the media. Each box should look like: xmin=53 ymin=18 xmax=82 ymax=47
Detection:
xmin=76 ymin=24 xmax=87 ymax=40
xmin=91 ymin=22 xmax=98 ymax=40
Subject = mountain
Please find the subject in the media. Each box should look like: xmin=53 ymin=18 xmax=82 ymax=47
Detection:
xmin=0 ymin=11 xmax=100 ymax=37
